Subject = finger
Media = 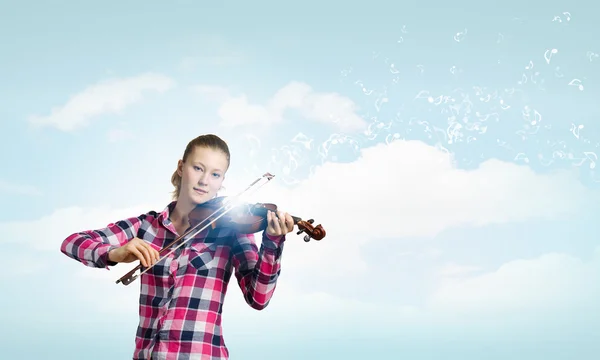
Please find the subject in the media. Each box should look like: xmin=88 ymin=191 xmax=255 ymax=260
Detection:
xmin=285 ymin=213 xmax=294 ymax=230
xmin=265 ymin=211 xmax=271 ymax=231
xmin=136 ymin=243 xmax=153 ymax=268
xmin=278 ymin=211 xmax=287 ymax=231
xmin=129 ymin=247 xmax=148 ymax=267
xmin=144 ymin=242 xmax=160 ymax=263
xmin=272 ymin=211 xmax=282 ymax=234
xmin=143 ymin=244 xmax=158 ymax=265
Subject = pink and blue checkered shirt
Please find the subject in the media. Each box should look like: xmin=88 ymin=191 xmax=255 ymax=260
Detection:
xmin=60 ymin=200 xmax=286 ymax=360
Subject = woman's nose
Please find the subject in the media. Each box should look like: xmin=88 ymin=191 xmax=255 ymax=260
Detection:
xmin=198 ymin=174 xmax=210 ymax=184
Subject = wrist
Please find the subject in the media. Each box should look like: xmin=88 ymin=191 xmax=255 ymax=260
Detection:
xmin=265 ymin=233 xmax=282 ymax=239
xmin=107 ymin=247 xmax=118 ymax=262
xmin=102 ymin=245 xmax=119 ymax=267
xmin=264 ymin=232 xmax=285 ymax=245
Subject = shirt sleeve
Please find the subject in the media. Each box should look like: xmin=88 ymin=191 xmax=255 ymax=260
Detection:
xmin=231 ymin=231 xmax=286 ymax=310
xmin=59 ymin=213 xmax=149 ymax=270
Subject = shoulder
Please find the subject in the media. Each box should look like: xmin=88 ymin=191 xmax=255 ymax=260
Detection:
xmin=108 ymin=210 xmax=159 ymax=231
xmin=135 ymin=209 xmax=162 ymax=223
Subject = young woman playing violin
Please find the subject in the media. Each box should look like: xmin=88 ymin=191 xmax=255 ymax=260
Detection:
xmin=60 ymin=134 xmax=295 ymax=360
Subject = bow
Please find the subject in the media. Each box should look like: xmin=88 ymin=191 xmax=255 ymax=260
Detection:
xmin=115 ymin=172 xmax=276 ymax=285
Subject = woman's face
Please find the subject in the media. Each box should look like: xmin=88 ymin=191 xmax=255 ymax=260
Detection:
xmin=177 ymin=146 xmax=228 ymax=205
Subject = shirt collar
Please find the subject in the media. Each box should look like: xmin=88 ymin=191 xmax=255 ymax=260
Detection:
xmin=158 ymin=200 xmax=177 ymax=228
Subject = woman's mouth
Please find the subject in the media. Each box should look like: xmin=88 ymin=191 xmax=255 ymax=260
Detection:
xmin=194 ymin=188 xmax=208 ymax=195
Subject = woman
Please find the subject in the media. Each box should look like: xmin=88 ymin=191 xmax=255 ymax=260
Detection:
xmin=60 ymin=134 xmax=294 ymax=360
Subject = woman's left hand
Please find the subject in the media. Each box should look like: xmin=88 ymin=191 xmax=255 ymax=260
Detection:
xmin=266 ymin=210 xmax=294 ymax=237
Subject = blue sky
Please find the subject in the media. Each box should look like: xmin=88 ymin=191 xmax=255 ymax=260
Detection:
xmin=1 ymin=1 xmax=599 ymax=359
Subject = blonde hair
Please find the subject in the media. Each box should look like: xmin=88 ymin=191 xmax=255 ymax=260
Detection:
xmin=170 ymin=134 xmax=230 ymax=200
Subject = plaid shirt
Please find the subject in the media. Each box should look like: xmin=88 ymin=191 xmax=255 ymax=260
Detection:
xmin=60 ymin=201 xmax=286 ymax=360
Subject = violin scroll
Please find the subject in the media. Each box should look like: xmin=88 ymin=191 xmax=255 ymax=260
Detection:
xmin=296 ymin=218 xmax=326 ymax=242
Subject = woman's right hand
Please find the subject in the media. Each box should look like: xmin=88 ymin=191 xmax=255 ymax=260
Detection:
xmin=108 ymin=237 xmax=161 ymax=267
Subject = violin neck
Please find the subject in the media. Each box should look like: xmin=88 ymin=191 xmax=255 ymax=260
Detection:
xmin=251 ymin=205 xmax=301 ymax=224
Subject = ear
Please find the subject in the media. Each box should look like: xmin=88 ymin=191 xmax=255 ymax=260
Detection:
xmin=177 ymin=160 xmax=183 ymax=176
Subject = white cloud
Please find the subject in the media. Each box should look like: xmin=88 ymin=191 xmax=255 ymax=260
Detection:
xmin=250 ymin=247 xmax=600 ymax=332
xmin=191 ymin=85 xmax=231 ymax=102
xmin=245 ymin=140 xmax=595 ymax=242
xmin=27 ymin=73 xmax=176 ymax=131
xmin=438 ymin=263 xmax=482 ymax=277
xmin=192 ymin=81 xmax=368 ymax=132
xmin=0 ymin=203 xmax=159 ymax=251
xmin=50 ymin=245 xmax=600 ymax=334
xmin=427 ymin=247 xmax=600 ymax=316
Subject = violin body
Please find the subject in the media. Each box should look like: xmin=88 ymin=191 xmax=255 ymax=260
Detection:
xmin=188 ymin=196 xmax=279 ymax=235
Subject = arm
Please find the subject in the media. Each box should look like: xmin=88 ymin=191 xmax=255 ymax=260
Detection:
xmin=60 ymin=213 xmax=149 ymax=270
xmin=231 ymin=231 xmax=286 ymax=310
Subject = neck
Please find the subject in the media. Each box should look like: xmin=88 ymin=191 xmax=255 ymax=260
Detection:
xmin=171 ymin=197 xmax=196 ymax=225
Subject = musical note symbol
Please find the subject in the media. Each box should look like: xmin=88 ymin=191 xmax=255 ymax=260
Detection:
xmin=453 ymin=29 xmax=467 ymax=42
xmin=532 ymin=110 xmax=542 ymax=125
xmin=514 ymin=153 xmax=529 ymax=163
xmin=355 ymin=80 xmax=373 ymax=95
xmin=390 ymin=64 xmax=399 ymax=74
xmin=572 ymin=152 xmax=597 ymax=169
xmin=568 ymin=79 xmax=584 ymax=91
xmin=553 ymin=151 xmax=566 ymax=161
xmin=416 ymin=65 xmax=425 ymax=73
xmin=385 ymin=133 xmax=402 ymax=144
xmin=375 ymin=96 xmax=389 ymax=112
xmin=497 ymin=33 xmax=504 ymax=43
xmin=586 ymin=51 xmax=599 ymax=62
xmin=525 ymin=61 xmax=534 ymax=70
xmin=570 ymin=123 xmax=584 ymax=139
xmin=544 ymin=49 xmax=558 ymax=64
xmin=552 ymin=12 xmax=571 ymax=22
xmin=584 ymin=152 xmax=597 ymax=169
xmin=414 ymin=90 xmax=430 ymax=100
xmin=555 ymin=66 xmax=564 ymax=78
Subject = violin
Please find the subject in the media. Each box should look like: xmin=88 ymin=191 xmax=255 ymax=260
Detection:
xmin=188 ymin=196 xmax=326 ymax=241
xmin=116 ymin=173 xmax=326 ymax=286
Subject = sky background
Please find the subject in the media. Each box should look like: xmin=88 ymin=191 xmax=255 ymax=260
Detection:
xmin=1 ymin=1 xmax=599 ymax=359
